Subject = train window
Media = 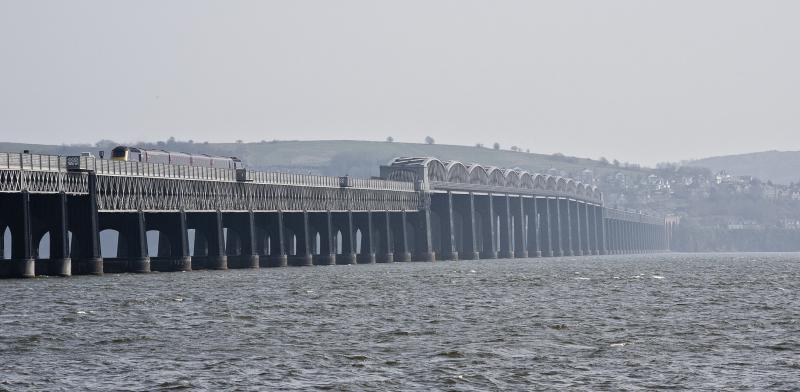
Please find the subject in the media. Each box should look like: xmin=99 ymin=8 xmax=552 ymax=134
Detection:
xmin=111 ymin=147 xmax=127 ymax=159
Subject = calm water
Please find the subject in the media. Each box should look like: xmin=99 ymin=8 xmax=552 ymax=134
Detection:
xmin=1 ymin=253 xmax=799 ymax=391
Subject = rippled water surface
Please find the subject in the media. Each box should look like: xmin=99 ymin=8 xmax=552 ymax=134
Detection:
xmin=1 ymin=253 xmax=799 ymax=391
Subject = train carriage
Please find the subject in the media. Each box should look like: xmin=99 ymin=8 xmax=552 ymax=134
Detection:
xmin=111 ymin=146 xmax=243 ymax=169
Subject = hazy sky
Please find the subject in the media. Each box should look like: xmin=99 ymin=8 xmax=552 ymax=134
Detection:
xmin=1 ymin=1 xmax=798 ymax=165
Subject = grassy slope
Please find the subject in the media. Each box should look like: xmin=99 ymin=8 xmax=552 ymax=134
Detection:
xmin=691 ymin=150 xmax=800 ymax=185
xmin=0 ymin=140 xmax=647 ymax=180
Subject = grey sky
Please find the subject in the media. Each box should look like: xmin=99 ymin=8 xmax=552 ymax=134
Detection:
xmin=1 ymin=1 xmax=798 ymax=166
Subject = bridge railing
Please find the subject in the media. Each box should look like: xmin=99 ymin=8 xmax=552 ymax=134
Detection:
xmin=248 ymin=171 xmax=340 ymax=187
xmin=93 ymin=158 xmax=238 ymax=181
xmin=0 ymin=152 xmax=66 ymax=171
xmin=61 ymin=155 xmax=417 ymax=192
xmin=605 ymin=207 xmax=664 ymax=225
xmin=429 ymin=180 xmax=603 ymax=204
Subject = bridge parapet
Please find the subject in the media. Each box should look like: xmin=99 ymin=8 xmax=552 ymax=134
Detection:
xmin=605 ymin=207 xmax=664 ymax=225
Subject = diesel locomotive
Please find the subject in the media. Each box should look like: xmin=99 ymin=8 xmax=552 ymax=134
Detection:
xmin=110 ymin=146 xmax=244 ymax=169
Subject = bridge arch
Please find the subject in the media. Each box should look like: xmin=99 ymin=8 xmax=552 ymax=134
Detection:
xmin=533 ymin=174 xmax=546 ymax=190
xmin=467 ymin=164 xmax=489 ymax=185
xmin=504 ymin=169 xmax=520 ymax=188
xmin=487 ymin=167 xmax=505 ymax=186
xmin=519 ymin=172 xmax=534 ymax=189
xmin=445 ymin=161 xmax=469 ymax=183
xmin=556 ymin=177 xmax=567 ymax=192
xmin=566 ymin=179 xmax=577 ymax=195
xmin=545 ymin=176 xmax=557 ymax=191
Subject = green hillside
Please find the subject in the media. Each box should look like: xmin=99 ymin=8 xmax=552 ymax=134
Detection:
xmin=690 ymin=150 xmax=800 ymax=185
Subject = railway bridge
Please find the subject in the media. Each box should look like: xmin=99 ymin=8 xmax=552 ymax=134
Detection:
xmin=0 ymin=152 xmax=666 ymax=278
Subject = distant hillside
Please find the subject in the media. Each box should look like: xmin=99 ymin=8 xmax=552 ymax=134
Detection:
xmin=691 ymin=151 xmax=800 ymax=185
xmin=0 ymin=140 xmax=648 ymax=181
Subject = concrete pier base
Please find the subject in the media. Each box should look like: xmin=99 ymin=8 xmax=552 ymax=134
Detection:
xmin=461 ymin=251 xmax=480 ymax=260
xmin=444 ymin=251 xmax=459 ymax=261
xmin=205 ymin=255 xmax=228 ymax=270
xmin=481 ymin=251 xmax=498 ymax=259
xmin=12 ymin=258 xmax=35 ymax=278
xmin=515 ymin=251 xmax=528 ymax=259
xmin=414 ymin=252 xmax=435 ymax=262
xmin=336 ymin=253 xmax=357 ymax=265
xmin=357 ymin=253 xmax=376 ymax=264
xmin=265 ymin=254 xmax=288 ymax=268
xmin=534 ymin=251 xmax=542 ymax=258
xmin=74 ymin=258 xmax=103 ymax=275
xmin=50 ymin=258 xmax=72 ymax=276
xmin=128 ymin=257 xmax=151 ymax=273
xmin=314 ymin=254 xmax=337 ymax=265
xmin=396 ymin=252 xmax=412 ymax=262
xmin=377 ymin=252 xmax=394 ymax=263
xmin=289 ymin=254 xmax=313 ymax=267
xmin=151 ymin=257 xmax=192 ymax=272
xmin=500 ymin=251 xmax=515 ymax=259
xmin=229 ymin=255 xmax=260 ymax=269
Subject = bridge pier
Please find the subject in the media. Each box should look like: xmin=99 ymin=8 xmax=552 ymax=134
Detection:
xmin=596 ymin=206 xmax=606 ymax=255
xmin=530 ymin=197 xmax=542 ymax=258
xmin=188 ymin=211 xmax=228 ymax=270
xmin=553 ymin=198 xmax=564 ymax=257
xmin=393 ymin=210 xmax=412 ymax=262
xmin=71 ymin=174 xmax=103 ymax=275
xmin=563 ymin=198 xmax=575 ymax=256
xmin=265 ymin=211 xmax=288 ymax=267
xmin=128 ymin=211 xmax=151 ymax=273
xmin=573 ymin=200 xmax=583 ymax=256
xmin=543 ymin=198 xmax=555 ymax=257
xmin=147 ymin=211 xmax=192 ymax=272
xmin=413 ymin=208 xmax=435 ymax=262
xmin=497 ymin=194 xmax=514 ymax=259
xmin=226 ymin=211 xmax=260 ymax=269
xmin=209 ymin=211 xmax=228 ymax=269
xmin=513 ymin=196 xmax=527 ymax=258
xmin=355 ymin=211 xmax=376 ymax=264
xmin=456 ymin=193 xmax=479 ymax=260
xmin=434 ymin=192 xmax=459 ymax=261
xmin=10 ymin=191 xmax=35 ymax=278
xmin=479 ymin=193 xmax=498 ymax=259
xmin=284 ymin=211 xmax=313 ymax=267
xmin=335 ymin=211 xmax=357 ymax=265
xmin=312 ymin=211 xmax=336 ymax=265
xmin=377 ymin=211 xmax=394 ymax=263
xmin=48 ymin=192 xmax=72 ymax=276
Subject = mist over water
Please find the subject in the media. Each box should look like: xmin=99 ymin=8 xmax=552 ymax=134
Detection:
xmin=1 ymin=253 xmax=798 ymax=391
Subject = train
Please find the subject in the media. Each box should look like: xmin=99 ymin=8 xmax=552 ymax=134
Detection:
xmin=110 ymin=146 xmax=245 ymax=169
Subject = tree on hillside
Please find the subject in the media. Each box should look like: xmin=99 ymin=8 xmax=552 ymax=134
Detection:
xmin=510 ymin=146 xmax=519 ymax=152
xmin=386 ymin=136 xmax=394 ymax=142
xmin=424 ymin=136 xmax=435 ymax=145
xmin=493 ymin=142 xmax=500 ymax=150
xmin=475 ymin=143 xmax=484 ymax=148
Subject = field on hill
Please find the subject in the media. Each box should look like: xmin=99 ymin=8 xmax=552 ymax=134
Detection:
xmin=691 ymin=150 xmax=800 ymax=185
